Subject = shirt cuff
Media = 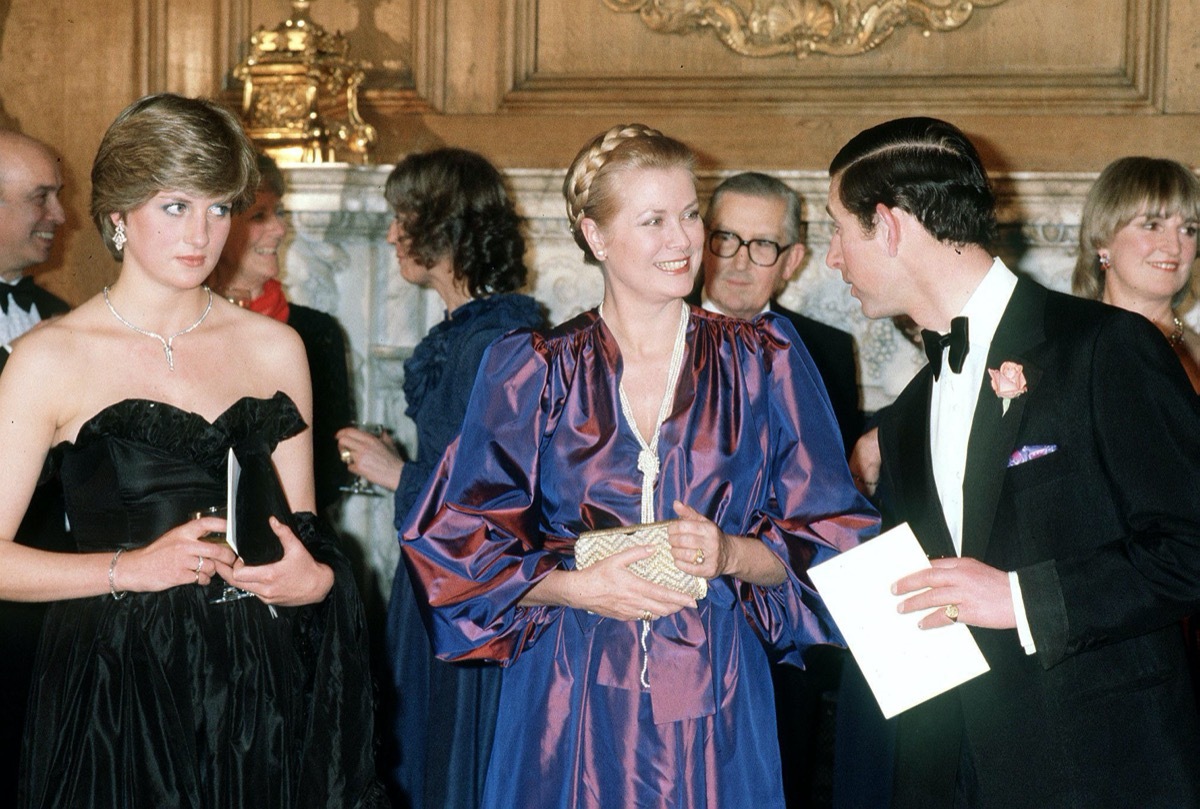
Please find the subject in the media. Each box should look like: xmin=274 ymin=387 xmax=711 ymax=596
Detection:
xmin=1009 ymin=571 xmax=1036 ymax=655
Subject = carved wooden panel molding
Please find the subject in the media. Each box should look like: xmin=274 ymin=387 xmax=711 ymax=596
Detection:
xmin=504 ymin=0 xmax=1168 ymax=115
xmin=603 ymin=0 xmax=1011 ymax=60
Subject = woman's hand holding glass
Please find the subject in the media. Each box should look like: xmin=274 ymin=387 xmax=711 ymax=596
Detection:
xmin=213 ymin=516 xmax=334 ymax=607
xmin=336 ymin=424 xmax=403 ymax=493
xmin=110 ymin=515 xmax=239 ymax=594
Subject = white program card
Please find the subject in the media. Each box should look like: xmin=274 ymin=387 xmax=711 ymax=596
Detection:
xmin=809 ymin=523 xmax=991 ymax=718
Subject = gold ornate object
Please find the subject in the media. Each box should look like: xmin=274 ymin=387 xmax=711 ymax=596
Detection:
xmin=604 ymin=0 xmax=1009 ymax=59
xmin=576 ymin=521 xmax=708 ymax=600
xmin=233 ymin=0 xmax=377 ymax=163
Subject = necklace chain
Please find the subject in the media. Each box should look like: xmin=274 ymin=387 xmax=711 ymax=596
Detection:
xmin=103 ymin=285 xmax=214 ymax=372
xmin=1168 ymin=314 xmax=1185 ymax=348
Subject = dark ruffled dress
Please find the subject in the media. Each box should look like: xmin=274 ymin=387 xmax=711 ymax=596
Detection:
xmin=21 ymin=393 xmax=381 ymax=809
xmin=384 ymin=293 xmax=545 ymax=809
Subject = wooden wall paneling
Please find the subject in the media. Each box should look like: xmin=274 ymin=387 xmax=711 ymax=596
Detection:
xmin=441 ymin=0 xmax=506 ymax=113
xmin=148 ymin=0 xmax=234 ymax=97
xmin=502 ymin=0 xmax=1164 ymax=115
xmin=1165 ymin=0 xmax=1200 ymax=114
xmin=1 ymin=0 xmax=147 ymax=304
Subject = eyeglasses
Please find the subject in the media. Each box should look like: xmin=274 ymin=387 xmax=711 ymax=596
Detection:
xmin=707 ymin=230 xmax=793 ymax=267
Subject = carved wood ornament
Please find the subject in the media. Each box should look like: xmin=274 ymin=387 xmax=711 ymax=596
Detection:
xmin=605 ymin=0 xmax=1009 ymax=58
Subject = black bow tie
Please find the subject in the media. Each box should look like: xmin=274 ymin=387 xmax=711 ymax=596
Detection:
xmin=0 ymin=276 xmax=40 ymax=315
xmin=921 ymin=316 xmax=970 ymax=380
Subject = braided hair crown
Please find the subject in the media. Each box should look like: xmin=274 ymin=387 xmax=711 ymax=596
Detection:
xmin=562 ymin=123 xmax=693 ymax=262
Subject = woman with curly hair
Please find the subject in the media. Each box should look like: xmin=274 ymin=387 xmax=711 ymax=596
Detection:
xmin=337 ymin=148 xmax=544 ymax=809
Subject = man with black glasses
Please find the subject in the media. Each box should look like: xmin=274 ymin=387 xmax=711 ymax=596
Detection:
xmin=699 ymin=171 xmax=861 ymax=453
xmin=697 ymin=171 xmax=862 ymax=809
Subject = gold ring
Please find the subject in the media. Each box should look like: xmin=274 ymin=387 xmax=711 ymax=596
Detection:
xmin=640 ymin=610 xmax=653 ymax=622
xmin=944 ymin=604 xmax=960 ymax=622
xmin=340 ymin=448 xmax=353 ymax=464
xmin=693 ymin=548 xmax=705 ymax=565
xmin=196 ymin=555 xmax=205 ymax=575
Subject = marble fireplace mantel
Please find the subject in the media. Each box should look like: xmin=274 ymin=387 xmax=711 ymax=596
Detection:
xmin=276 ymin=164 xmax=1139 ymax=589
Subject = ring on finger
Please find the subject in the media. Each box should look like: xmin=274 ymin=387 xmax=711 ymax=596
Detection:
xmin=640 ymin=609 xmax=653 ymax=622
xmin=944 ymin=604 xmax=960 ymax=622
xmin=340 ymin=448 xmax=353 ymax=464
xmin=196 ymin=555 xmax=205 ymax=575
xmin=693 ymin=548 xmax=705 ymax=565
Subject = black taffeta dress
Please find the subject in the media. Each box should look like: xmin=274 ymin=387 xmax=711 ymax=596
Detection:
xmin=21 ymin=392 xmax=382 ymax=809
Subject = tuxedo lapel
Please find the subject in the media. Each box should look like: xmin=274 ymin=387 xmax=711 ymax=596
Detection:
xmin=888 ymin=371 xmax=957 ymax=559
xmin=961 ymin=279 xmax=1047 ymax=560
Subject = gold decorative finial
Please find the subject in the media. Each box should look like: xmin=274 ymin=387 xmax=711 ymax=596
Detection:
xmin=233 ymin=0 xmax=377 ymax=163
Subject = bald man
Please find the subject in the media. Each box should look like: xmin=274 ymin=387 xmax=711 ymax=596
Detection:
xmin=0 ymin=130 xmax=69 ymax=369
xmin=0 ymin=130 xmax=70 ymax=799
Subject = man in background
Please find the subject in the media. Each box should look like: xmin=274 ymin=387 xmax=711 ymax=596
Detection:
xmin=698 ymin=171 xmax=861 ymax=452
xmin=0 ymin=130 xmax=70 ymax=798
xmin=0 ymin=130 xmax=68 ymax=366
xmin=697 ymin=171 xmax=862 ymax=808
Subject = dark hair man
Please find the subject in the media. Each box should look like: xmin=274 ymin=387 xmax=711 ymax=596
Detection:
xmin=699 ymin=171 xmax=861 ymax=453
xmin=826 ymin=117 xmax=1200 ymax=808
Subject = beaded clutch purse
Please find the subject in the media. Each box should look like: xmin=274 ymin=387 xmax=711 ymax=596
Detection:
xmin=575 ymin=521 xmax=708 ymax=600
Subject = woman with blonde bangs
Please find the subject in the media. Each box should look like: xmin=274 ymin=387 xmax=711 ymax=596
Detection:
xmin=399 ymin=124 xmax=875 ymax=807
xmin=1073 ymin=156 xmax=1200 ymax=391
xmin=0 ymin=94 xmax=380 ymax=807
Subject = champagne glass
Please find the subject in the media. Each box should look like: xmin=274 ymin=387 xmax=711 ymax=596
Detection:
xmin=192 ymin=507 xmax=256 ymax=604
xmin=339 ymin=422 xmax=390 ymax=497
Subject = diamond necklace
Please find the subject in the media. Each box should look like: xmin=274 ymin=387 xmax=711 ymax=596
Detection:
xmin=103 ymin=285 xmax=214 ymax=372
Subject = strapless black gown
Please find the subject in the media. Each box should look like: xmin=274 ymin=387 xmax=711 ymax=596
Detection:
xmin=21 ymin=393 xmax=381 ymax=808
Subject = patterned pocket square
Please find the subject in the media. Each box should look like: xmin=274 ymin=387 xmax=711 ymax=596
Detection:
xmin=1008 ymin=444 xmax=1057 ymax=468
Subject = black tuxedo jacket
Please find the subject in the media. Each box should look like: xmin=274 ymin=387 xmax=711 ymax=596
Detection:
xmin=287 ymin=303 xmax=355 ymax=514
xmin=0 ymin=280 xmax=69 ymax=375
xmin=879 ymin=278 xmax=1200 ymax=809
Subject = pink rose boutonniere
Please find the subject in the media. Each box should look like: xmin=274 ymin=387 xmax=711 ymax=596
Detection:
xmin=988 ymin=361 xmax=1027 ymax=415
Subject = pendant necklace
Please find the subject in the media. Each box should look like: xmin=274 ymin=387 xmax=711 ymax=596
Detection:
xmin=103 ymin=285 xmax=214 ymax=372
xmin=600 ymin=301 xmax=690 ymax=523
xmin=598 ymin=299 xmax=690 ymax=688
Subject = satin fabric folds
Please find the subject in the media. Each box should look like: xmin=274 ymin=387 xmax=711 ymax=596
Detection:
xmin=402 ymin=308 xmax=878 ymax=808
xmin=23 ymin=394 xmax=381 ymax=809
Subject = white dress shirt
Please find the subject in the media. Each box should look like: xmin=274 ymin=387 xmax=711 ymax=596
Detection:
xmin=0 ymin=276 xmax=45 ymax=348
xmin=927 ymin=258 xmax=1036 ymax=653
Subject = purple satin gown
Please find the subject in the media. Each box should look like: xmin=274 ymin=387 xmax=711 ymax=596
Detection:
xmin=401 ymin=307 xmax=877 ymax=808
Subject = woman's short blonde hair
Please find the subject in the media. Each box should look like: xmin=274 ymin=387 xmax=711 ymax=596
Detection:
xmin=90 ymin=93 xmax=259 ymax=260
xmin=1072 ymin=156 xmax=1200 ymax=306
xmin=562 ymin=124 xmax=695 ymax=263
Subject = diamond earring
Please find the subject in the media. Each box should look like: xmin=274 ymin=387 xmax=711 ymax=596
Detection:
xmin=113 ymin=220 xmax=126 ymax=252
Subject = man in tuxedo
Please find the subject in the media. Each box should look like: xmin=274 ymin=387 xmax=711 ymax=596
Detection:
xmin=696 ymin=171 xmax=862 ymax=808
xmin=824 ymin=116 xmax=1200 ymax=808
xmin=0 ymin=130 xmax=70 ymax=798
xmin=0 ymin=130 xmax=68 ymax=368
xmin=698 ymin=171 xmax=862 ymax=454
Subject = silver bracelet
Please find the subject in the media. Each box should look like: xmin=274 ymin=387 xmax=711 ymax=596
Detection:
xmin=108 ymin=549 xmax=127 ymax=601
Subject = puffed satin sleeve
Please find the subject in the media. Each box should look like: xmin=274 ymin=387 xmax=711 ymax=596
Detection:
xmin=400 ymin=332 xmax=565 ymax=664
xmin=737 ymin=314 xmax=879 ymax=665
